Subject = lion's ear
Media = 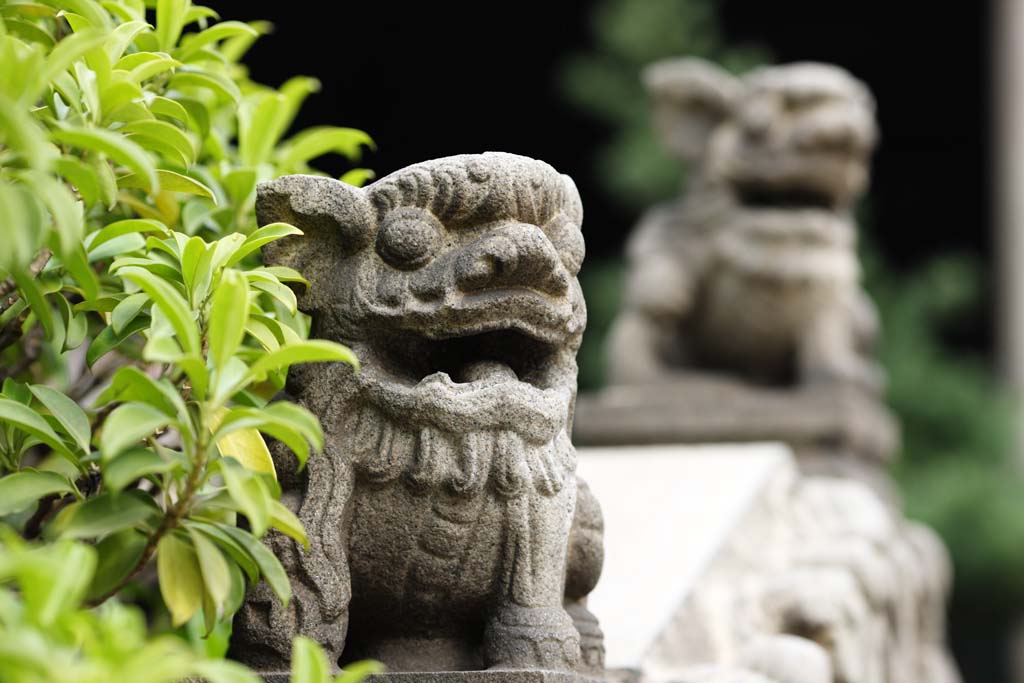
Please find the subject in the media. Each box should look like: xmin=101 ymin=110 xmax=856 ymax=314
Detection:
xmin=256 ymin=175 xmax=374 ymax=276
xmin=642 ymin=57 xmax=742 ymax=163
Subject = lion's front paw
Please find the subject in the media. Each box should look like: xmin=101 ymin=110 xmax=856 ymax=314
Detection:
xmin=802 ymin=356 xmax=886 ymax=396
xmin=483 ymin=605 xmax=582 ymax=671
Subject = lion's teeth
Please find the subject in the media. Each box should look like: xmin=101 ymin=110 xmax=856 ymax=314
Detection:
xmin=418 ymin=371 xmax=453 ymax=386
xmin=454 ymin=360 xmax=517 ymax=384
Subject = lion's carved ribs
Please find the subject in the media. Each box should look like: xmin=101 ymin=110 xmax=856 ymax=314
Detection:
xmin=231 ymin=154 xmax=604 ymax=676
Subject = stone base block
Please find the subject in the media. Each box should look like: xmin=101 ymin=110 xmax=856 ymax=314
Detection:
xmin=258 ymin=672 xmax=604 ymax=683
xmin=573 ymin=376 xmax=899 ymax=499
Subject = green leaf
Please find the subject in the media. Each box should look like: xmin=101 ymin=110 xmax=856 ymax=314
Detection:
xmin=40 ymin=26 xmax=108 ymax=87
xmin=86 ymin=527 xmax=148 ymax=601
xmin=191 ymin=660 xmax=261 ymax=683
xmin=0 ymin=93 xmax=54 ymax=169
xmin=21 ymin=169 xmax=83 ymax=261
xmin=0 ymin=182 xmax=46 ymax=272
xmin=61 ymin=242 xmax=101 ymax=301
xmin=86 ymin=315 xmax=150 ymax=366
xmin=0 ymin=397 xmax=76 ymax=461
xmin=110 ymin=255 xmax=183 ymax=282
xmin=158 ymin=532 xmax=204 ymax=626
xmin=98 ymin=78 xmax=144 ymax=120
xmin=269 ymin=498 xmax=308 ymax=550
xmin=185 ymin=520 xmax=257 ymax=584
xmin=278 ymin=126 xmax=374 ymax=171
xmin=111 ymin=292 xmax=150 ymax=334
xmin=209 ymin=406 xmax=275 ymax=476
xmin=218 ymin=458 xmax=270 ymax=536
xmin=28 ymin=384 xmax=90 ymax=452
xmin=248 ymin=275 xmax=297 ymax=315
xmin=179 ymin=235 xmax=208 ymax=293
xmin=0 ymin=469 xmax=75 ymax=516
xmin=208 ymin=269 xmax=249 ymax=370
xmin=55 ymin=491 xmax=156 ymax=539
xmin=119 ymin=52 xmax=182 ymax=83
xmin=291 ymin=636 xmax=331 ymax=683
xmin=187 ymin=526 xmax=231 ymax=615
xmin=149 ymin=95 xmax=190 ymax=126
xmin=105 ymin=20 xmax=151 ymax=62
xmin=55 ymin=156 xmax=102 ymax=207
xmin=212 ymin=407 xmax=309 ymax=470
xmin=118 ymin=265 xmax=201 ymax=355
xmin=117 ymin=169 xmax=214 ymax=198
xmin=265 ymin=402 xmax=323 ymax=452
xmin=225 ymin=222 xmax=301 ymax=267
xmin=55 ymin=294 xmax=88 ymax=351
xmin=31 ymin=540 xmax=97 ymax=627
xmin=177 ymin=20 xmax=258 ymax=60
xmin=88 ymin=149 xmax=119 ymax=208
xmin=120 ymin=118 xmax=196 ymax=166
xmin=43 ymin=0 xmax=109 ymax=29
xmin=103 ymin=447 xmax=176 ymax=492
xmin=182 ymin=4 xmax=219 ymax=24
xmin=340 ymin=168 xmax=375 ymax=188
xmin=95 ymin=366 xmax=187 ymax=419
xmin=156 ymin=0 xmax=188 ymax=52
xmin=247 ymin=340 xmax=359 ymax=385
xmin=100 ymin=402 xmax=172 ymax=461
xmin=52 ymin=125 xmax=158 ymax=194
xmin=218 ymin=524 xmax=290 ymax=604
xmin=12 ymin=269 xmax=55 ymax=340
xmin=171 ymin=68 xmax=241 ymax=103
xmin=239 ymin=92 xmax=287 ymax=166
xmin=335 ymin=660 xmax=386 ymax=683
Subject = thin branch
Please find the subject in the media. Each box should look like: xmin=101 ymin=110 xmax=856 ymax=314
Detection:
xmin=22 ymin=493 xmax=58 ymax=540
xmin=86 ymin=445 xmax=209 ymax=606
xmin=0 ymin=248 xmax=52 ymax=316
xmin=0 ymin=309 xmax=31 ymax=356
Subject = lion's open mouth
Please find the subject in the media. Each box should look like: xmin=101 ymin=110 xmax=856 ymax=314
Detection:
xmin=375 ymin=327 xmax=561 ymax=390
xmin=728 ymin=147 xmax=866 ymax=213
xmin=735 ymin=184 xmax=838 ymax=211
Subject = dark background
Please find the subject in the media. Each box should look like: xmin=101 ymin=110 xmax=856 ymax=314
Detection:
xmin=227 ymin=0 xmax=992 ymax=348
xmin=225 ymin=0 xmax=990 ymax=267
xmin=221 ymin=0 xmax=996 ymax=676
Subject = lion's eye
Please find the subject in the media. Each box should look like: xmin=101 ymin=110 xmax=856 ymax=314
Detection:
xmin=376 ymin=209 xmax=442 ymax=269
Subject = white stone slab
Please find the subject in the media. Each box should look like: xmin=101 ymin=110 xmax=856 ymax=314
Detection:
xmin=576 ymin=443 xmax=797 ymax=675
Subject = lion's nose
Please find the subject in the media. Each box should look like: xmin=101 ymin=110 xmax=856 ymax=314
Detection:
xmin=454 ymin=223 xmax=569 ymax=296
xmin=793 ymin=105 xmax=877 ymax=155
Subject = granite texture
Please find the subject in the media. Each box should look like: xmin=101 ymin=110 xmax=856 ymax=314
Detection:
xmin=229 ymin=154 xmax=604 ymax=679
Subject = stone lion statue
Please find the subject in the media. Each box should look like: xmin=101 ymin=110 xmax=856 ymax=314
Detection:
xmin=606 ymin=59 xmax=882 ymax=392
xmin=229 ymin=153 xmax=604 ymax=679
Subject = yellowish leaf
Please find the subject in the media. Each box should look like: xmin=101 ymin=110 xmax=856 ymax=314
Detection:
xmin=209 ymin=406 xmax=276 ymax=477
xmin=157 ymin=533 xmax=203 ymax=627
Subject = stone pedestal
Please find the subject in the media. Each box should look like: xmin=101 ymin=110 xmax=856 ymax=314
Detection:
xmin=576 ymin=444 xmax=959 ymax=683
xmin=260 ymin=672 xmax=603 ymax=683
xmin=574 ymin=377 xmax=899 ymax=499
xmin=577 ymin=443 xmax=798 ymax=682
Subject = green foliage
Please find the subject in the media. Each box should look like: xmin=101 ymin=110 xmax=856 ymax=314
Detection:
xmin=0 ymin=529 xmax=378 ymax=683
xmin=0 ymin=0 xmax=377 ymax=679
xmin=0 ymin=528 xmax=259 ymax=683
xmin=864 ymin=253 xmax=1024 ymax=607
xmin=560 ymin=0 xmax=768 ymax=208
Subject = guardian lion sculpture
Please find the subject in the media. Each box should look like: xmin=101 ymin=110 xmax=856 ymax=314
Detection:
xmin=230 ymin=153 xmax=604 ymax=679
